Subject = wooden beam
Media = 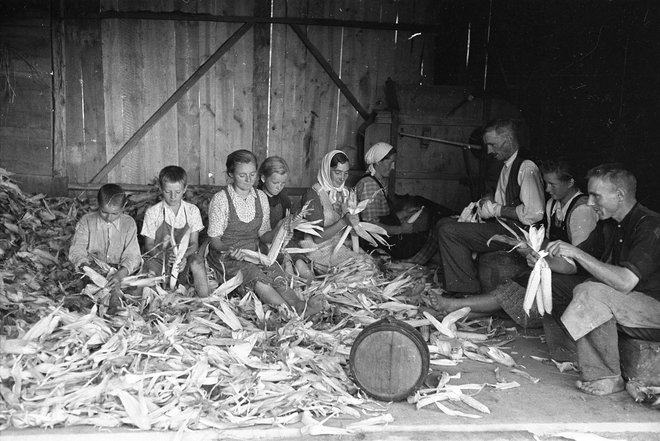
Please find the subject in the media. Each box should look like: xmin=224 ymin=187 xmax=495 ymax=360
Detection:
xmin=289 ymin=24 xmax=370 ymax=121
xmin=85 ymin=11 xmax=447 ymax=33
xmin=90 ymin=22 xmax=253 ymax=183
xmin=68 ymin=182 xmax=310 ymax=197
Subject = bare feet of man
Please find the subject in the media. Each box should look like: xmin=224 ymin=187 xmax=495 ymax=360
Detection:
xmin=576 ymin=377 xmax=625 ymax=395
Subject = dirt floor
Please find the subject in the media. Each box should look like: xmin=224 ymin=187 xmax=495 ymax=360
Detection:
xmin=4 ymin=326 xmax=659 ymax=441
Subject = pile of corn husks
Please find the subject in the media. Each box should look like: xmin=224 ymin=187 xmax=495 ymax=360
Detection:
xmin=0 ymin=168 xmax=512 ymax=433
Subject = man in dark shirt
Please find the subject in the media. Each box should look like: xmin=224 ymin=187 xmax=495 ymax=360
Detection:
xmin=545 ymin=163 xmax=660 ymax=395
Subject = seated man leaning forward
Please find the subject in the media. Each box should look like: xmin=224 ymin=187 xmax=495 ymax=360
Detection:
xmin=549 ymin=163 xmax=660 ymax=396
xmin=435 ymin=118 xmax=545 ymax=296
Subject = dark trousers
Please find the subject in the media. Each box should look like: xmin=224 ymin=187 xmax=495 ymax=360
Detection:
xmin=578 ymin=319 xmax=660 ymax=381
xmin=436 ymin=218 xmax=510 ymax=294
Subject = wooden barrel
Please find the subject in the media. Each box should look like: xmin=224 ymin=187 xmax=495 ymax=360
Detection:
xmin=349 ymin=317 xmax=429 ymax=401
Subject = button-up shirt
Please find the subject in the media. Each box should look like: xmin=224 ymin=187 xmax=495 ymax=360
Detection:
xmin=494 ymin=151 xmax=545 ymax=225
xmin=68 ymin=211 xmax=142 ymax=274
xmin=577 ymin=203 xmax=660 ymax=300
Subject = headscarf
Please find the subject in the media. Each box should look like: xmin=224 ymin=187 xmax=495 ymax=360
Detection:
xmin=364 ymin=142 xmax=394 ymax=176
xmin=316 ymin=150 xmax=350 ymax=205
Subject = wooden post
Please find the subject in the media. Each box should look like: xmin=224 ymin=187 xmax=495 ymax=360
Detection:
xmin=90 ymin=22 xmax=253 ymax=183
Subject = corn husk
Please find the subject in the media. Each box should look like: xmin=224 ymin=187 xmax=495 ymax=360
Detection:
xmin=169 ymin=227 xmax=191 ymax=289
xmin=0 ymin=171 xmax=521 ymax=432
xmin=406 ymin=206 xmax=425 ymax=224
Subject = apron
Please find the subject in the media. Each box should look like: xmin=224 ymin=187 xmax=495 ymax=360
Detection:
xmin=207 ymin=188 xmax=273 ymax=288
xmin=145 ymin=204 xmax=190 ymax=282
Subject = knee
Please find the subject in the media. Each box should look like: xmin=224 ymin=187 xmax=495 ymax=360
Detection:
xmin=435 ymin=217 xmax=456 ymax=236
xmin=573 ymin=281 xmax=604 ymax=304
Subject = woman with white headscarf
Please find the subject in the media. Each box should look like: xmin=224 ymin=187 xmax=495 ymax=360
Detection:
xmin=355 ymin=142 xmax=431 ymax=260
xmin=299 ymin=150 xmax=372 ymax=271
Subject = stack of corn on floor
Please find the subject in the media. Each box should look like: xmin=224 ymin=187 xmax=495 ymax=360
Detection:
xmin=5 ymin=328 xmax=660 ymax=441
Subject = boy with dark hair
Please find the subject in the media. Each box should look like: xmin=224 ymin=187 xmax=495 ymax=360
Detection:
xmin=141 ymin=166 xmax=208 ymax=296
xmin=69 ymin=183 xmax=142 ymax=311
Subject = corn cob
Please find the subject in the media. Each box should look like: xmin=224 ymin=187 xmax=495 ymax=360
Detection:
xmin=170 ymin=227 xmax=191 ymax=289
xmin=82 ymin=265 xmax=108 ymax=288
xmin=541 ymin=266 xmax=552 ymax=313
xmin=459 ymin=394 xmax=490 ymax=414
xmin=535 ymin=281 xmax=545 ymax=316
xmin=523 ymin=265 xmax=540 ymax=314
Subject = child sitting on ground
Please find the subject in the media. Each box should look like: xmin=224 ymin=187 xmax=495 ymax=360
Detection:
xmin=141 ymin=165 xmax=208 ymax=296
xmin=257 ymin=156 xmax=315 ymax=281
xmin=69 ymin=183 xmax=142 ymax=313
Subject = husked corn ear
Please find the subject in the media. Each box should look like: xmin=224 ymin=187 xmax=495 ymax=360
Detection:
xmin=459 ymin=394 xmax=490 ymax=414
xmin=541 ymin=266 xmax=552 ymax=313
xmin=523 ymin=266 xmax=540 ymax=314
xmin=535 ymin=282 xmax=545 ymax=316
xmin=170 ymin=227 xmax=191 ymax=289
xmin=82 ymin=266 xmax=108 ymax=288
xmin=478 ymin=345 xmax=516 ymax=367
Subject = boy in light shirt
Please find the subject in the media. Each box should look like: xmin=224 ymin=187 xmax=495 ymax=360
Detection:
xmin=69 ymin=184 xmax=142 ymax=313
xmin=141 ymin=166 xmax=208 ymax=296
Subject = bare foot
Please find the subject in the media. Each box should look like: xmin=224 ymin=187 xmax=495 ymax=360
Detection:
xmin=576 ymin=377 xmax=625 ymax=396
xmin=423 ymin=289 xmax=451 ymax=314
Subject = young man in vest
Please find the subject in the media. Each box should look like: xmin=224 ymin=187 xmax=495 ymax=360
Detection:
xmin=434 ymin=119 xmax=545 ymax=297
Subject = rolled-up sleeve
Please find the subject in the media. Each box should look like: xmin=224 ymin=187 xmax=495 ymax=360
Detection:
xmin=568 ymin=204 xmax=599 ymax=245
xmin=515 ymin=161 xmax=545 ymax=225
xmin=69 ymin=215 xmax=91 ymax=268
xmin=258 ymin=191 xmax=271 ymax=237
xmin=119 ymin=217 xmax=142 ymax=274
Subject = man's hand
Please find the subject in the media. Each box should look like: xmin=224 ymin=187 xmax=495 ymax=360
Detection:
xmin=546 ymin=240 xmax=580 ymax=260
xmin=477 ymin=199 xmax=502 ymax=219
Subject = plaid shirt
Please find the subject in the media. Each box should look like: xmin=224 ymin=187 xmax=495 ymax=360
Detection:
xmin=355 ymin=176 xmax=389 ymax=223
xmin=406 ymin=227 xmax=439 ymax=265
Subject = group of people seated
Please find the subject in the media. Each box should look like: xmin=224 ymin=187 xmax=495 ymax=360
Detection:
xmin=68 ymin=117 xmax=660 ymax=398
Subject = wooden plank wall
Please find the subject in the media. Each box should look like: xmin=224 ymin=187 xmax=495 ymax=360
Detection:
xmin=49 ymin=0 xmax=517 ymax=213
xmin=0 ymin=2 xmax=53 ymax=192
xmin=60 ymin=0 xmax=447 ymax=191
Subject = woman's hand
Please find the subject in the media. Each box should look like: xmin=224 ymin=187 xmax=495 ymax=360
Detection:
xmin=228 ymin=248 xmax=246 ymax=261
xmin=399 ymin=222 xmax=413 ymax=234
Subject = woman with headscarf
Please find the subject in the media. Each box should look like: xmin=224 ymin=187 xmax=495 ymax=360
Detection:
xmin=355 ymin=142 xmax=430 ymax=260
xmin=299 ymin=150 xmax=371 ymax=271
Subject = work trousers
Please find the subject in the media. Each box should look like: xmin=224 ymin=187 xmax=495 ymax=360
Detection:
xmin=436 ymin=217 xmax=510 ymax=294
xmin=561 ymin=281 xmax=660 ymax=381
